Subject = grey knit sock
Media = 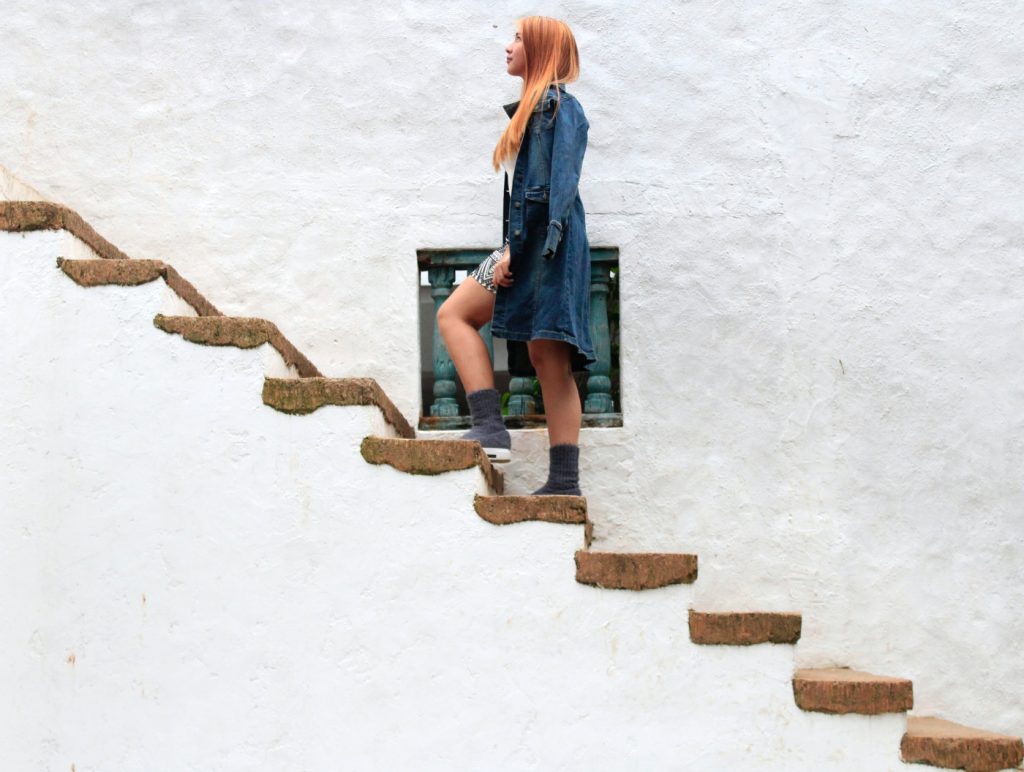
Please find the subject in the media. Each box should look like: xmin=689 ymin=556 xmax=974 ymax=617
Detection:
xmin=531 ymin=443 xmax=581 ymax=496
xmin=460 ymin=388 xmax=511 ymax=450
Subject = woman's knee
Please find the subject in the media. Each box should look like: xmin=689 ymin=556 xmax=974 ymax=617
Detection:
xmin=438 ymin=282 xmax=493 ymax=336
xmin=528 ymin=340 xmax=571 ymax=377
xmin=437 ymin=299 xmax=462 ymax=337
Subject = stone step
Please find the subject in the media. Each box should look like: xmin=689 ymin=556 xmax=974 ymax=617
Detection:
xmin=574 ymin=551 xmax=698 ymax=590
xmin=2 ymin=200 xmax=131 ymax=260
xmin=792 ymin=668 xmax=913 ymax=715
xmin=359 ymin=436 xmax=503 ymax=494
xmin=262 ymin=377 xmax=414 ymax=439
xmin=57 ymin=258 xmax=222 ymax=316
xmin=58 ymin=256 xmax=164 ymax=286
xmin=901 ymin=716 xmax=1024 ymax=772
xmin=154 ymin=314 xmax=321 ymax=377
xmin=473 ymin=494 xmax=586 ymax=525
xmin=688 ymin=610 xmax=802 ymax=645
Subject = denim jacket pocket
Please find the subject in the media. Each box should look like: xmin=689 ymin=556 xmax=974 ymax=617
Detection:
xmin=524 ymin=185 xmax=550 ymax=203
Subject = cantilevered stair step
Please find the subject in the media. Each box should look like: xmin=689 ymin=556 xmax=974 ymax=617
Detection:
xmin=688 ymin=610 xmax=802 ymax=646
xmin=263 ymin=377 xmax=414 ymax=439
xmin=901 ymin=716 xmax=1024 ymax=772
xmin=154 ymin=314 xmax=321 ymax=377
xmin=793 ymin=668 xmax=913 ymax=715
xmin=3 ymin=201 xmax=132 ymax=260
xmin=473 ymin=494 xmax=586 ymax=525
xmin=58 ymin=258 xmax=221 ymax=315
xmin=58 ymin=257 xmax=164 ymax=286
xmin=360 ymin=436 xmax=503 ymax=494
xmin=574 ymin=551 xmax=698 ymax=590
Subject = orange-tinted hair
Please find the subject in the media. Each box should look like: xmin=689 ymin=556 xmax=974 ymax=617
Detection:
xmin=492 ymin=16 xmax=580 ymax=171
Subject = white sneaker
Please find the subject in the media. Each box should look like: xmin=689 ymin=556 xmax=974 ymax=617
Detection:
xmin=483 ymin=446 xmax=512 ymax=463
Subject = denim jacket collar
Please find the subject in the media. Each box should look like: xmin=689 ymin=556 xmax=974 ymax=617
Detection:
xmin=502 ymin=83 xmax=566 ymax=118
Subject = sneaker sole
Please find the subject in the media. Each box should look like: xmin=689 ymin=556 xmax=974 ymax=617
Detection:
xmin=483 ymin=447 xmax=511 ymax=463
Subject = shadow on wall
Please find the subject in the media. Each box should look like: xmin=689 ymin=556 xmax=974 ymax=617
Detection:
xmin=0 ymin=163 xmax=48 ymax=202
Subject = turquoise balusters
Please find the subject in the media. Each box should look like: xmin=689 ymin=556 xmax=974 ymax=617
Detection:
xmin=584 ymin=261 xmax=614 ymax=414
xmin=428 ymin=266 xmax=459 ymax=417
xmin=507 ymin=376 xmax=536 ymax=415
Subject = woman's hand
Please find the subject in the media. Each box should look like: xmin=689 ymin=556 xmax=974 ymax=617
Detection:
xmin=493 ymin=245 xmax=514 ymax=287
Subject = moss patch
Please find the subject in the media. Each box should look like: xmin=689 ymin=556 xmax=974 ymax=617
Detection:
xmin=360 ymin=436 xmax=502 ymax=493
xmin=154 ymin=314 xmax=274 ymax=348
xmin=473 ymin=494 xmax=586 ymax=525
xmin=263 ymin=377 xmax=413 ymax=438
xmin=58 ymin=257 xmax=165 ymax=287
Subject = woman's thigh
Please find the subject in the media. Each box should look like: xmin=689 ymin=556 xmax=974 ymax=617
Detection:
xmin=438 ymin=276 xmax=496 ymax=331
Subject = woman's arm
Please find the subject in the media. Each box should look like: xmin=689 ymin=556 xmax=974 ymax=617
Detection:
xmin=543 ymin=98 xmax=589 ymax=259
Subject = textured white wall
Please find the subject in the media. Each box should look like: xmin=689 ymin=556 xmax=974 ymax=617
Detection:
xmin=2 ymin=0 xmax=1022 ymax=741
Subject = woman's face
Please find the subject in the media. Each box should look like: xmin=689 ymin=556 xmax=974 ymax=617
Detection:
xmin=505 ymin=28 xmax=526 ymax=77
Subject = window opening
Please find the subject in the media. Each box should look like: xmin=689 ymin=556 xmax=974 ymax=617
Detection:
xmin=417 ymin=247 xmax=621 ymax=430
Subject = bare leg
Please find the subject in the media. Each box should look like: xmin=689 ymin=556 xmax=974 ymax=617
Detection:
xmin=438 ymin=277 xmax=510 ymax=461
xmin=528 ymin=339 xmax=582 ymax=494
xmin=437 ymin=277 xmax=496 ymax=392
xmin=528 ymin=339 xmax=581 ymax=446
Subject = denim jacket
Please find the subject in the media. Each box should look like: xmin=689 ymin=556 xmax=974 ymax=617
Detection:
xmin=492 ymin=85 xmax=596 ymax=373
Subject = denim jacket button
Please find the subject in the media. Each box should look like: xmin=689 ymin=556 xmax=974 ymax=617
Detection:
xmin=514 ymin=229 xmax=521 ymax=236
xmin=514 ymin=201 xmax=521 ymax=209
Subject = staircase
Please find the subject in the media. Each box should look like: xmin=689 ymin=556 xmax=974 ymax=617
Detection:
xmin=2 ymin=200 xmax=1020 ymax=771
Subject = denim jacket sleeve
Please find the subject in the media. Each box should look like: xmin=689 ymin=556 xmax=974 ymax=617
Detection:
xmin=542 ymin=97 xmax=589 ymax=258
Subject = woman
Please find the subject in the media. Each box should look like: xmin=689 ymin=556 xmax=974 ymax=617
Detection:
xmin=436 ymin=16 xmax=595 ymax=496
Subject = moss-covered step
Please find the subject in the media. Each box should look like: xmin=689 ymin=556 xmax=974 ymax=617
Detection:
xmin=473 ymin=494 xmax=586 ymax=525
xmin=262 ymin=377 xmax=414 ymax=439
xmin=574 ymin=551 xmax=698 ymax=590
xmin=360 ymin=436 xmax=504 ymax=494
xmin=58 ymin=256 xmax=164 ymax=286
xmin=688 ymin=610 xmax=802 ymax=645
xmin=1 ymin=200 xmax=132 ymax=260
xmin=58 ymin=258 xmax=221 ymax=316
xmin=154 ymin=314 xmax=321 ymax=377
xmin=792 ymin=668 xmax=913 ymax=715
xmin=901 ymin=716 xmax=1024 ymax=772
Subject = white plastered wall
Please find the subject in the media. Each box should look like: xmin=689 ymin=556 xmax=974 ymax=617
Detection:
xmin=1 ymin=0 xmax=1022 ymax=740
xmin=1 ymin=229 xmax=914 ymax=770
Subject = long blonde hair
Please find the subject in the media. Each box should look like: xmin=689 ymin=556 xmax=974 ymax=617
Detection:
xmin=492 ymin=16 xmax=580 ymax=171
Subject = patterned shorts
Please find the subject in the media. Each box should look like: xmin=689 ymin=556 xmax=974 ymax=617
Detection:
xmin=468 ymin=243 xmax=507 ymax=295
